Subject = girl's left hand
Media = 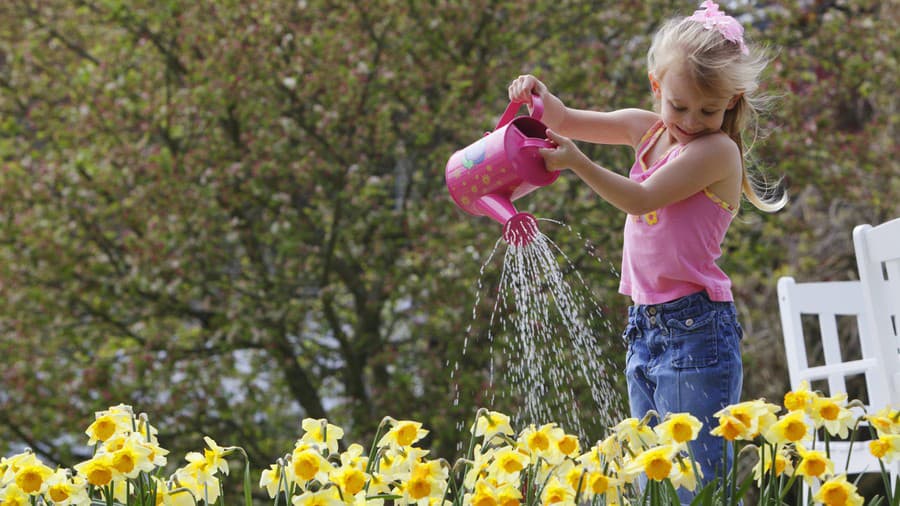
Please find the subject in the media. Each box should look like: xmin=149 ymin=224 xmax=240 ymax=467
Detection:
xmin=539 ymin=129 xmax=590 ymax=173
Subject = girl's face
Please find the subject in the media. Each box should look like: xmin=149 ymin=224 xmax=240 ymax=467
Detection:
xmin=650 ymin=64 xmax=739 ymax=145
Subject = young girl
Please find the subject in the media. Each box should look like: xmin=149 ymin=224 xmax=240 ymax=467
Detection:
xmin=509 ymin=0 xmax=785 ymax=497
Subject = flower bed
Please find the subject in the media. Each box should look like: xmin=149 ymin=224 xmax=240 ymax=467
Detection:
xmin=1 ymin=383 xmax=897 ymax=505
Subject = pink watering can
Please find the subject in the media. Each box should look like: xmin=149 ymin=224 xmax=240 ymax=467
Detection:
xmin=445 ymin=95 xmax=559 ymax=246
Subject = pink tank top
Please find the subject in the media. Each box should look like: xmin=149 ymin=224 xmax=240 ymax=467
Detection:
xmin=618 ymin=121 xmax=738 ymax=305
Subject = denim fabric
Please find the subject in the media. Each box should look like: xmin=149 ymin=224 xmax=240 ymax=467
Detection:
xmin=623 ymin=290 xmax=743 ymax=503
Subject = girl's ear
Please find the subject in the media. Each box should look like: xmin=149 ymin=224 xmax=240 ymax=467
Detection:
xmin=727 ymin=93 xmax=743 ymax=110
xmin=648 ymin=72 xmax=661 ymax=98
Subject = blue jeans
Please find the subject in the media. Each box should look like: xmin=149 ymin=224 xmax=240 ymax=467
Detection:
xmin=623 ymin=291 xmax=743 ymax=502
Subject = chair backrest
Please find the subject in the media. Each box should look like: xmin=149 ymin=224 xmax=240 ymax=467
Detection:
xmin=853 ymin=218 xmax=900 ymax=405
xmin=777 ymin=277 xmax=893 ymax=412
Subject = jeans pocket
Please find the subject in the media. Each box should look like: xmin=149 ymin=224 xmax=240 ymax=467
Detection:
xmin=622 ymin=322 xmax=640 ymax=344
xmin=666 ymin=312 xmax=718 ymax=369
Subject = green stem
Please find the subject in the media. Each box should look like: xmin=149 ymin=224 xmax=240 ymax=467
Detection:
xmin=728 ymin=441 xmax=737 ymax=506
xmin=878 ymin=458 xmax=894 ymax=506
xmin=273 ymin=462 xmax=289 ymax=506
xmin=778 ymin=471 xmax=800 ymax=502
xmin=365 ymin=418 xmax=392 ymax=475
xmin=238 ymin=448 xmax=253 ymax=506
xmin=573 ymin=469 xmax=586 ymax=505
xmin=525 ymin=463 xmax=536 ymax=506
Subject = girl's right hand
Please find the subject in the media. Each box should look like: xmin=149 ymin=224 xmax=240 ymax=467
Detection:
xmin=508 ymin=74 xmax=548 ymax=104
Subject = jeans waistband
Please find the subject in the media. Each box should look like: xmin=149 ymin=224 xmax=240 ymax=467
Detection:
xmin=627 ymin=291 xmax=734 ymax=332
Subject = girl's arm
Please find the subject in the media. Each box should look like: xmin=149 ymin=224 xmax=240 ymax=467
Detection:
xmin=541 ymin=129 xmax=742 ymax=215
xmin=508 ymin=75 xmax=656 ymax=147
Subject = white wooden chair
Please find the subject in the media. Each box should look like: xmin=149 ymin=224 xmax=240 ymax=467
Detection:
xmin=853 ymin=218 xmax=900 ymax=406
xmin=777 ymin=277 xmax=897 ymax=486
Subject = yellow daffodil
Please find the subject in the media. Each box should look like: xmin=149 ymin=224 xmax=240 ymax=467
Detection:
xmin=495 ymin=481 xmax=522 ymax=506
xmin=300 ymin=418 xmax=344 ymax=455
xmin=541 ymin=475 xmax=575 ymax=504
xmin=377 ymin=420 xmax=428 ymax=450
xmin=0 ymin=483 xmax=28 ymax=506
xmin=795 ymin=446 xmax=834 ymax=485
xmin=670 ymin=456 xmax=702 ymax=492
xmin=74 ymin=453 xmax=117 ymax=487
xmin=259 ymin=462 xmax=293 ymax=498
xmin=463 ymin=443 xmax=493 ymax=489
xmin=623 ymin=444 xmax=676 ymax=482
xmin=403 ymin=473 xmax=435 ymax=502
xmin=810 ymin=393 xmax=856 ymax=439
xmin=142 ymin=438 xmax=170 ymax=468
xmin=204 ymin=437 xmax=232 ymax=475
xmin=517 ymin=423 xmax=563 ymax=462
xmin=488 ymin=446 xmax=528 ymax=483
xmin=468 ymin=480 xmax=500 ymax=506
xmin=717 ymin=399 xmax=781 ymax=439
xmin=411 ymin=458 xmax=448 ymax=484
xmin=473 ymin=411 xmax=514 ymax=443
xmin=109 ymin=433 xmax=156 ymax=478
xmin=763 ymin=410 xmax=812 ymax=445
xmin=814 ymin=474 xmax=864 ymax=506
xmin=598 ymin=434 xmax=623 ymax=461
xmin=654 ymin=413 xmax=702 ymax=445
xmin=710 ymin=414 xmax=748 ymax=441
xmin=290 ymin=487 xmax=344 ymax=506
xmin=365 ymin=471 xmax=393 ymax=497
xmin=783 ymin=380 xmax=819 ymax=413
xmin=561 ymin=461 xmax=587 ymax=496
xmin=1 ymin=451 xmax=39 ymax=479
xmin=85 ymin=408 xmax=133 ymax=445
xmin=338 ymin=443 xmax=368 ymax=471
xmin=869 ymin=434 xmax=900 ymax=462
xmin=290 ymin=445 xmax=333 ymax=484
xmin=518 ymin=424 xmax=553 ymax=455
xmin=330 ymin=464 xmax=368 ymax=497
xmin=172 ymin=467 xmax=221 ymax=505
xmin=13 ymin=459 xmax=53 ymax=495
xmin=401 ymin=458 xmax=448 ymax=502
xmin=44 ymin=470 xmax=89 ymax=506
xmin=152 ymin=477 xmax=194 ymax=506
xmin=585 ymin=470 xmax=620 ymax=498
xmin=379 ymin=445 xmax=428 ymax=481
xmin=612 ymin=418 xmax=658 ymax=452
xmin=577 ymin=443 xmax=606 ymax=474
xmin=866 ymin=407 xmax=899 ymax=436
xmin=752 ymin=445 xmax=793 ymax=484
xmin=557 ymin=433 xmax=581 ymax=458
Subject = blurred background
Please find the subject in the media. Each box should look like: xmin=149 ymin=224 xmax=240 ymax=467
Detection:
xmin=0 ymin=0 xmax=896 ymax=498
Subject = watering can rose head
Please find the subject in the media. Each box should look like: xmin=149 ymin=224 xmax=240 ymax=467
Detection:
xmin=445 ymin=95 xmax=559 ymax=246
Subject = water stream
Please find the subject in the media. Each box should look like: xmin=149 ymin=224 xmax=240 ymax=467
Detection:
xmin=452 ymin=219 xmax=625 ymax=444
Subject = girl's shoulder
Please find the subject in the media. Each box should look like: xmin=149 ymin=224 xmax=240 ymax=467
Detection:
xmin=679 ymin=132 xmax=743 ymax=180
xmin=684 ymin=132 xmax=741 ymax=162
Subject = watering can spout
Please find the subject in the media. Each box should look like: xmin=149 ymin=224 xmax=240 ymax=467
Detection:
xmin=473 ymin=194 xmax=538 ymax=246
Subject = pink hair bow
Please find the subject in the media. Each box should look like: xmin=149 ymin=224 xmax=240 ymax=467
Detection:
xmin=687 ymin=0 xmax=749 ymax=55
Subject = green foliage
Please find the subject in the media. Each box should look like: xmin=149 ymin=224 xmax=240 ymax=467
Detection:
xmin=0 ymin=4 xmax=896 ymax=504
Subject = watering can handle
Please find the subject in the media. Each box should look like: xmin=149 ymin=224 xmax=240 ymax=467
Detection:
xmin=495 ymin=93 xmax=544 ymax=130
xmin=520 ymin=138 xmax=555 ymax=150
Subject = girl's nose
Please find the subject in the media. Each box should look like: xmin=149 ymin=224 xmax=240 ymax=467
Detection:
xmin=684 ymin=115 xmax=702 ymax=130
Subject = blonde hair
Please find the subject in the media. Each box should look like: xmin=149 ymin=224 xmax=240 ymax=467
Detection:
xmin=648 ymin=16 xmax=787 ymax=212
